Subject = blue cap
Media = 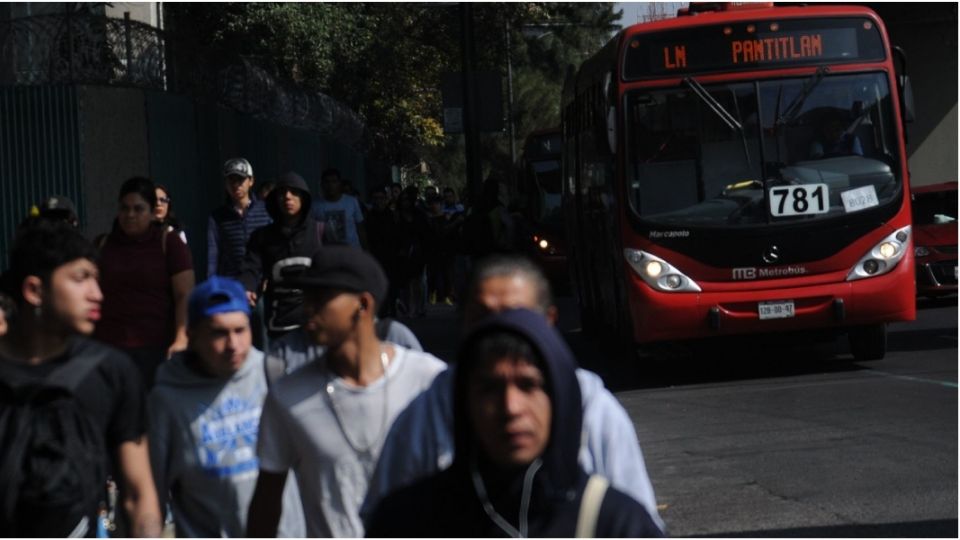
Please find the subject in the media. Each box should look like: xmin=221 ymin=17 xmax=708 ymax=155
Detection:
xmin=188 ymin=276 xmax=250 ymax=326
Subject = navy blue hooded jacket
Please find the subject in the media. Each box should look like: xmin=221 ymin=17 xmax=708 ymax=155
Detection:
xmin=366 ymin=309 xmax=663 ymax=537
xmin=238 ymin=172 xmax=323 ymax=333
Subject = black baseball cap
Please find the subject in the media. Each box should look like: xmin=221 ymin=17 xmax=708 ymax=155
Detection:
xmin=287 ymin=247 xmax=388 ymax=307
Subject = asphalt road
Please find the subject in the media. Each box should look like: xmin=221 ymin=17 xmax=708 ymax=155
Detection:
xmin=406 ymin=295 xmax=958 ymax=537
xmin=576 ymin=298 xmax=959 ymax=538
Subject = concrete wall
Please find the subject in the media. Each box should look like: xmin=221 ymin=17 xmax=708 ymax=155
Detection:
xmin=78 ymin=86 xmax=150 ymax=237
xmin=873 ymin=4 xmax=958 ymax=187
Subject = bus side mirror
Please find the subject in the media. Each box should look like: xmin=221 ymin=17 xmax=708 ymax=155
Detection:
xmin=899 ymin=75 xmax=916 ymax=124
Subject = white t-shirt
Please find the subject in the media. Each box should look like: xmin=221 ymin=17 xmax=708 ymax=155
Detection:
xmin=311 ymin=194 xmax=364 ymax=247
xmin=257 ymin=346 xmax=445 ymax=537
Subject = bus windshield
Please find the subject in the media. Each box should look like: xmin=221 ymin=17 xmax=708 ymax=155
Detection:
xmin=625 ymin=72 xmax=902 ymax=229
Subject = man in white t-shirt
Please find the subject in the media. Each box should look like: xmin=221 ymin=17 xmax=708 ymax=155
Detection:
xmin=246 ymin=247 xmax=444 ymax=538
xmin=311 ymin=168 xmax=366 ymax=248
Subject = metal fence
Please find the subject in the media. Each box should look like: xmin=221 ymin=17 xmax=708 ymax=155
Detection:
xmin=0 ymin=12 xmax=366 ymax=146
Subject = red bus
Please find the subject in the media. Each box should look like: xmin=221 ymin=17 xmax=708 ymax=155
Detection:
xmin=561 ymin=3 xmax=916 ymax=360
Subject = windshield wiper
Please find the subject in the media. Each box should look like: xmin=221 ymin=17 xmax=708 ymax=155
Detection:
xmin=683 ymin=77 xmax=751 ymax=167
xmin=684 ymin=77 xmax=742 ymax=131
xmin=776 ymin=66 xmax=829 ymax=127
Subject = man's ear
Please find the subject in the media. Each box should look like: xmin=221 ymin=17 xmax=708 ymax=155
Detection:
xmin=21 ymin=275 xmax=44 ymax=308
xmin=358 ymin=292 xmax=375 ymax=317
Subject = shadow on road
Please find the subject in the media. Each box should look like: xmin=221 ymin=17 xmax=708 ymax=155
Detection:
xmin=704 ymin=518 xmax=957 ymax=538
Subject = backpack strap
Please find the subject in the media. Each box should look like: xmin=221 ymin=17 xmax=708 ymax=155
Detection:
xmin=0 ymin=340 xmax=107 ymax=397
xmin=575 ymin=474 xmax=610 ymax=538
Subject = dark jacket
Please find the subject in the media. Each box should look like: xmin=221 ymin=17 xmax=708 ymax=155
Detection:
xmin=366 ymin=309 xmax=664 ymax=538
xmin=207 ymin=195 xmax=272 ymax=279
xmin=238 ymin=172 xmax=323 ymax=333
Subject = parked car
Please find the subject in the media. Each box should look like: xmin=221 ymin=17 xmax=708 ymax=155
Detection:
xmin=912 ymin=182 xmax=957 ymax=298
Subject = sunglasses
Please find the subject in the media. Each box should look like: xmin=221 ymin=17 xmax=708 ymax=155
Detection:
xmin=157 ymin=197 xmax=171 ymax=204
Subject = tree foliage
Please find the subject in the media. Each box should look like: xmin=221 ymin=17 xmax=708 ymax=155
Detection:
xmin=164 ymin=3 xmax=621 ymax=189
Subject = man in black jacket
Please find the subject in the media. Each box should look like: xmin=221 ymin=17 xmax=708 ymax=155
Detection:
xmin=239 ymin=171 xmax=323 ymax=342
xmin=366 ymin=309 xmax=664 ymax=538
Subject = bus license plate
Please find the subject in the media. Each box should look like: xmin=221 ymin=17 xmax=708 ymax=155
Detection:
xmin=758 ymin=300 xmax=795 ymax=320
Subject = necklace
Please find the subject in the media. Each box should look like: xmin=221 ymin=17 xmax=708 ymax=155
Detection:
xmin=470 ymin=457 xmax=542 ymax=538
xmin=324 ymin=347 xmax=391 ymax=456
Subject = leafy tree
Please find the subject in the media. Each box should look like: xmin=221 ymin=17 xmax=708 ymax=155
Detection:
xmin=163 ymin=3 xmax=621 ymax=192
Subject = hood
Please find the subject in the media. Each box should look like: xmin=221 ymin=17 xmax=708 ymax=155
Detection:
xmin=155 ymin=347 xmax=263 ymax=388
xmin=452 ymin=308 xmax=583 ymax=497
xmin=266 ymin=171 xmax=313 ymax=222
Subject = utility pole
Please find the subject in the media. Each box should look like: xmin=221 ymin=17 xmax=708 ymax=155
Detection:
xmin=460 ymin=3 xmax=483 ymax=208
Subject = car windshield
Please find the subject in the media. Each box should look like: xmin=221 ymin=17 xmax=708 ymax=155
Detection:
xmin=625 ymin=72 xmax=902 ymax=228
xmin=913 ymin=188 xmax=958 ymax=226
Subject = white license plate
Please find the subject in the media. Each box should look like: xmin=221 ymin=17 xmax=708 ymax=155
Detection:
xmin=758 ymin=300 xmax=795 ymax=320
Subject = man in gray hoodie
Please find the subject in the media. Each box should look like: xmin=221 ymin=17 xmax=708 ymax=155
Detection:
xmin=147 ymin=276 xmax=304 ymax=537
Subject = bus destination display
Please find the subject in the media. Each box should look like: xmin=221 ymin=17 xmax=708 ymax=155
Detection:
xmin=624 ymin=18 xmax=884 ymax=79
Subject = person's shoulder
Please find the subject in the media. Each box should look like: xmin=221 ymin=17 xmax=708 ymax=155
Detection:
xmin=71 ymin=336 xmax=134 ymax=367
xmin=395 ymin=347 xmax=447 ymax=373
xmin=599 ymin=484 xmax=666 ymax=537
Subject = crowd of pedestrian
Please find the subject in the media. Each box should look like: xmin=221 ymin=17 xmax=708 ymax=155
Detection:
xmin=0 ymin=157 xmax=664 ymax=538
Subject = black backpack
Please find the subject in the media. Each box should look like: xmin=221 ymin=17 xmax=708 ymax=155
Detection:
xmin=0 ymin=351 xmax=108 ymax=537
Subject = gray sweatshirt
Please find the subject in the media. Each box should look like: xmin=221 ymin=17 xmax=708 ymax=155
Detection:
xmin=148 ymin=348 xmax=305 ymax=537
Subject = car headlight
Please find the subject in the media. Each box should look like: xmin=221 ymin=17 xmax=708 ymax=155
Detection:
xmin=846 ymin=226 xmax=911 ymax=281
xmin=624 ymin=249 xmax=701 ymax=292
xmin=915 ymin=246 xmax=930 ymax=257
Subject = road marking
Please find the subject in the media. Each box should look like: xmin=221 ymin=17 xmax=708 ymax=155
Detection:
xmin=865 ymin=369 xmax=959 ymax=389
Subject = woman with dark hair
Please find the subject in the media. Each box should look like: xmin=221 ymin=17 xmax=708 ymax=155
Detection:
xmin=154 ymin=184 xmax=187 ymax=244
xmin=94 ymin=176 xmax=195 ymax=388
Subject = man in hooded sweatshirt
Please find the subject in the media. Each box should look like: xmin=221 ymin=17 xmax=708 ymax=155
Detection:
xmin=366 ymin=309 xmax=664 ymax=537
xmin=239 ymin=171 xmax=323 ymax=342
xmin=147 ymin=276 xmax=304 ymax=537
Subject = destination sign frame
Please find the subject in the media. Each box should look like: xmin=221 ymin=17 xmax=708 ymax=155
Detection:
xmin=623 ymin=17 xmax=885 ymax=80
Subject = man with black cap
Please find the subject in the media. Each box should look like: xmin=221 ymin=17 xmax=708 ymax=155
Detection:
xmin=246 ymin=247 xmax=445 ymax=538
xmin=238 ymin=171 xmax=322 ymax=343
xmin=37 ymin=194 xmax=80 ymax=228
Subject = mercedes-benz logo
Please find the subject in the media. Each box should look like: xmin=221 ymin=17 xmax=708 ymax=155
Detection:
xmin=763 ymin=245 xmax=781 ymax=264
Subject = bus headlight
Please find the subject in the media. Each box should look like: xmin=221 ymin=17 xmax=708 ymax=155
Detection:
xmin=624 ymin=249 xmax=701 ymax=293
xmin=846 ymin=226 xmax=911 ymax=282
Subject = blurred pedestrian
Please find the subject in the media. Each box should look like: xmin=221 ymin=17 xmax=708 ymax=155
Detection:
xmin=311 ymin=167 xmax=366 ymax=248
xmin=94 ymin=177 xmax=195 ymax=389
xmin=246 ymin=248 xmax=445 ymax=538
xmin=367 ymin=310 xmax=664 ymax=538
xmin=0 ymin=292 xmax=14 ymax=337
xmin=395 ymin=190 xmax=430 ymax=317
xmin=37 ymin=194 xmax=80 ymax=228
xmin=257 ymin=179 xmax=276 ymax=202
xmin=364 ymin=254 xmax=664 ymax=531
xmin=148 ymin=276 xmax=304 ymax=537
xmin=239 ymin=171 xmax=322 ymax=343
xmin=0 ymin=218 xmax=162 ymax=537
xmin=442 ymin=186 xmax=465 ymax=216
xmin=365 ymin=186 xmax=402 ymax=317
xmin=154 ymin=184 xmax=187 ymax=244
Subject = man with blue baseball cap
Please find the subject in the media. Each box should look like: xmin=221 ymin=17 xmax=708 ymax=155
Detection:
xmin=147 ymin=276 xmax=304 ymax=537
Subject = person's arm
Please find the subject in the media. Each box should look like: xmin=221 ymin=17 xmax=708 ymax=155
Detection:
xmin=575 ymin=369 xmax=664 ymax=531
xmin=117 ymin=438 xmax=163 ymax=538
xmin=239 ymin=231 xmax=264 ymax=305
xmin=354 ymin=198 xmax=368 ymax=249
xmin=146 ymin=392 xmax=172 ymax=514
xmin=167 ymin=269 xmax=194 ymax=358
xmin=246 ymin=470 xmax=287 ymax=537
xmin=207 ymin=215 xmax=219 ymax=278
